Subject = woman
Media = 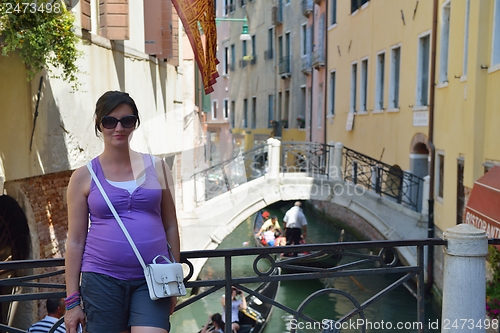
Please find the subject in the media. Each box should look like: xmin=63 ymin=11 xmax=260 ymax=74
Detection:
xmin=220 ymin=287 xmax=247 ymax=333
xmin=65 ymin=91 xmax=181 ymax=333
xmin=201 ymin=313 xmax=224 ymax=333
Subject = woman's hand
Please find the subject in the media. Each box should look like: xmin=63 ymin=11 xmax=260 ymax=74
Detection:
xmin=65 ymin=306 xmax=85 ymax=333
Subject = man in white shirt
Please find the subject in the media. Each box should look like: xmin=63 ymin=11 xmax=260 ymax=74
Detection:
xmin=283 ymin=201 xmax=308 ymax=256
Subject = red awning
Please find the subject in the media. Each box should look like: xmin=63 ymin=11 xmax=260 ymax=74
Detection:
xmin=464 ymin=166 xmax=500 ymax=238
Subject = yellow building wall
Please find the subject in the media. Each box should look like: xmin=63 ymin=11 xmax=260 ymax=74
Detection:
xmin=326 ymin=0 xmax=433 ymax=170
xmin=433 ymin=0 xmax=500 ymax=232
xmin=0 ymin=54 xmax=33 ymax=181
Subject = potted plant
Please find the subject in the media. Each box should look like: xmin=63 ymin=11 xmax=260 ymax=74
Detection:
xmin=487 ymin=245 xmax=500 ymax=328
xmin=281 ymin=119 xmax=288 ymax=128
xmin=269 ymin=119 xmax=278 ymax=128
xmin=297 ymin=117 xmax=305 ymax=128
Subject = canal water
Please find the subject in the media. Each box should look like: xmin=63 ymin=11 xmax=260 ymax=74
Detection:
xmin=171 ymin=206 xmax=441 ymax=333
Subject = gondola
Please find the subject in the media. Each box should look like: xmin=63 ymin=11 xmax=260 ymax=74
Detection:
xmin=197 ymin=268 xmax=281 ymax=333
xmin=253 ymin=210 xmax=344 ymax=273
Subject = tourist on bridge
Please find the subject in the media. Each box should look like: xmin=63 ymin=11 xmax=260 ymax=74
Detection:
xmin=283 ymin=201 xmax=308 ymax=255
xmin=65 ymin=91 xmax=181 ymax=333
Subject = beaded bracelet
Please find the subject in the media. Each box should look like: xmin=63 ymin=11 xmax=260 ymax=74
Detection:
xmin=64 ymin=291 xmax=81 ymax=311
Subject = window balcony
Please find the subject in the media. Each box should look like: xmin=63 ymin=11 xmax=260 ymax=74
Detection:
xmin=279 ymin=55 xmax=291 ymax=79
xmin=302 ymin=0 xmax=313 ymax=17
xmin=312 ymin=45 xmax=325 ymax=69
xmin=301 ymin=54 xmax=312 ymax=75
xmin=272 ymin=1 xmax=283 ymax=25
xmin=264 ymin=49 xmax=274 ymax=60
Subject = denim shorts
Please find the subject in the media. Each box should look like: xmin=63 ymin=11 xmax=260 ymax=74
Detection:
xmin=81 ymin=272 xmax=171 ymax=333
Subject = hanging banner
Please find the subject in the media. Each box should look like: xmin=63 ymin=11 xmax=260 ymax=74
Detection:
xmin=171 ymin=0 xmax=219 ymax=94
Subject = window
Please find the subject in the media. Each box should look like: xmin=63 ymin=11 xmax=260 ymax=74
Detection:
xmin=230 ymin=100 xmax=235 ymax=127
xmin=212 ymin=100 xmax=218 ymax=119
xmin=493 ymin=0 xmax=500 ymax=66
xmin=330 ymin=0 xmax=337 ymax=25
xmin=278 ymin=35 xmax=283 ymax=59
xmin=350 ymin=62 xmax=357 ymax=112
xmin=360 ymin=59 xmax=368 ymax=112
xmin=375 ymin=52 xmax=385 ymax=110
xmin=351 ymin=0 xmax=369 ymax=13
xmin=301 ymin=23 xmax=307 ymax=56
xmin=329 ymin=71 xmax=336 ymax=116
xmin=301 ymin=86 xmax=306 ymax=120
xmin=230 ymin=44 xmax=235 ymax=71
xmin=242 ymin=40 xmax=247 ymax=57
xmin=389 ymin=46 xmax=401 ymax=109
xmin=277 ymin=91 xmax=282 ymax=120
xmin=266 ymin=27 xmax=274 ymax=60
xmin=251 ymin=97 xmax=257 ymax=128
xmin=224 ymin=99 xmax=229 ymax=119
xmin=243 ymin=99 xmax=248 ymax=128
xmin=223 ymin=0 xmax=228 ymax=16
xmin=285 ymin=32 xmax=291 ymax=58
xmin=268 ymin=95 xmax=274 ymax=128
xmin=284 ymin=90 xmax=290 ymax=121
xmin=463 ymin=0 xmax=470 ymax=77
xmin=224 ymin=46 xmax=229 ymax=75
xmin=439 ymin=1 xmax=450 ymax=84
xmin=436 ymin=152 xmax=445 ymax=199
xmin=417 ymin=35 xmax=430 ymax=106
xmin=251 ymin=35 xmax=256 ymax=57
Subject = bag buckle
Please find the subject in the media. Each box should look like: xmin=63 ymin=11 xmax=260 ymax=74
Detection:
xmin=177 ymin=275 xmax=183 ymax=293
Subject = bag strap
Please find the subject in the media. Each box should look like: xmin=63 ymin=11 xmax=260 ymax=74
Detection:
xmin=86 ymin=161 xmax=147 ymax=269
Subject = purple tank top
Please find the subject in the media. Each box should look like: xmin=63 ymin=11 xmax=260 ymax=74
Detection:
xmin=81 ymin=154 xmax=170 ymax=280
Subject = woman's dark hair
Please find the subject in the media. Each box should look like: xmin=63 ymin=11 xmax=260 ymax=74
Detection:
xmin=211 ymin=313 xmax=224 ymax=331
xmin=94 ymin=91 xmax=140 ymax=136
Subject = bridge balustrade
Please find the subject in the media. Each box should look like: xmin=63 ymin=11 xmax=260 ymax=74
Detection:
xmin=192 ymin=140 xmax=425 ymax=212
xmin=0 ymin=233 xmax=491 ymax=333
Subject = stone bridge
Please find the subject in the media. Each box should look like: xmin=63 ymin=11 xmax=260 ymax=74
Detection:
xmin=177 ymin=139 xmax=430 ymax=278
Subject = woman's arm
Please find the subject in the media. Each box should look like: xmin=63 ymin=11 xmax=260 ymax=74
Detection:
xmin=65 ymin=167 xmax=91 ymax=332
xmin=156 ymin=158 xmax=181 ymax=314
xmin=239 ymin=294 xmax=247 ymax=310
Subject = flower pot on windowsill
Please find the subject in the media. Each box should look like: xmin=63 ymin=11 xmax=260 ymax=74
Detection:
xmin=297 ymin=118 xmax=305 ymax=128
xmin=281 ymin=119 xmax=288 ymax=128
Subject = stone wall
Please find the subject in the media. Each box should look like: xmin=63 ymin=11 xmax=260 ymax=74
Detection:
xmin=310 ymin=200 xmax=384 ymax=241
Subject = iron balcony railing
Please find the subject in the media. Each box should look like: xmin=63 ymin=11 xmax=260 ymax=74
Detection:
xmin=279 ymin=55 xmax=291 ymax=77
xmin=343 ymin=146 xmax=424 ymax=212
xmin=301 ymin=53 xmax=312 ymax=74
xmin=302 ymin=0 xmax=313 ymax=16
xmin=0 ymin=239 xmax=450 ymax=333
xmin=312 ymin=43 xmax=325 ymax=69
xmin=272 ymin=0 xmax=283 ymax=25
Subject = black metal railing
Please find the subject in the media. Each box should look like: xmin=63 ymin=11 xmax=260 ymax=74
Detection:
xmin=0 ymin=239 xmax=450 ymax=333
xmin=280 ymin=141 xmax=330 ymax=176
xmin=192 ymin=144 xmax=268 ymax=203
xmin=343 ymin=147 xmax=424 ymax=212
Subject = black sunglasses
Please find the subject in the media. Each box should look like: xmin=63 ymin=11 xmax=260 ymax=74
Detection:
xmin=101 ymin=115 xmax=137 ymax=129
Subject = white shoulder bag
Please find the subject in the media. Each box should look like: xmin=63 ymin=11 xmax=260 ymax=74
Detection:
xmin=86 ymin=162 xmax=186 ymax=300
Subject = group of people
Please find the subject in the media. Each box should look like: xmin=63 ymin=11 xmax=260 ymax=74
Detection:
xmin=256 ymin=201 xmax=309 ymax=256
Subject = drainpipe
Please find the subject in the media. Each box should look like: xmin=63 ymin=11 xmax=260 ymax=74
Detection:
xmin=309 ymin=4 xmax=315 ymax=142
xmin=426 ymin=0 xmax=438 ymax=293
xmin=323 ymin=0 xmax=328 ymax=145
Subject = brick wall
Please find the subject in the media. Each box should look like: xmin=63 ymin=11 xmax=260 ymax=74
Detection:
xmin=13 ymin=171 xmax=73 ymax=259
